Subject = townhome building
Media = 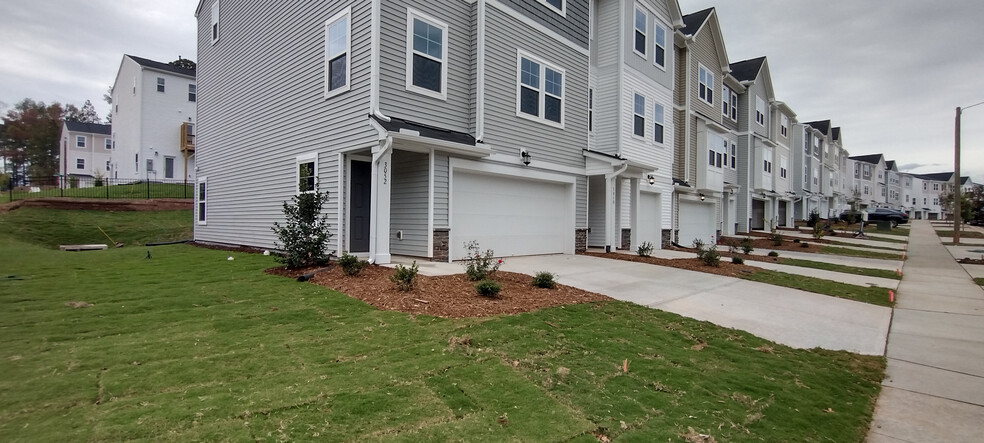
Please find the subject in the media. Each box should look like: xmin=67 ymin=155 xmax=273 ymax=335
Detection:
xmin=828 ymin=127 xmax=850 ymax=216
xmin=791 ymin=121 xmax=824 ymax=219
xmin=110 ymin=55 xmax=197 ymax=183
xmin=846 ymin=154 xmax=887 ymax=210
xmin=591 ymin=0 xmax=684 ymax=252
xmin=672 ymin=7 xmax=732 ymax=246
xmin=194 ymin=0 xmax=599 ymax=263
xmin=729 ymin=56 xmax=793 ymax=232
xmin=911 ymin=172 xmax=974 ymax=220
xmin=803 ymin=120 xmax=838 ymax=218
xmin=885 ymin=160 xmax=903 ymax=209
xmin=59 ymin=121 xmax=113 ymax=182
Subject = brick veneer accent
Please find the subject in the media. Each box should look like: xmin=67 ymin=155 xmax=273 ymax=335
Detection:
xmin=620 ymin=228 xmax=631 ymax=250
xmin=575 ymin=228 xmax=588 ymax=253
xmin=432 ymin=228 xmax=450 ymax=262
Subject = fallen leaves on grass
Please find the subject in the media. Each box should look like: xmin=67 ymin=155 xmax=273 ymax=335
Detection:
xmin=681 ymin=427 xmax=718 ymax=443
xmin=64 ymin=301 xmax=93 ymax=308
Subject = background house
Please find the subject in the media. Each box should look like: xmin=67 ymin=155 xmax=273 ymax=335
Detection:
xmin=110 ymin=55 xmax=197 ymax=183
xmin=59 ymin=121 xmax=112 ymax=181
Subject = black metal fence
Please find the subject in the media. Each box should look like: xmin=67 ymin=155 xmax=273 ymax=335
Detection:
xmin=4 ymin=176 xmax=195 ymax=201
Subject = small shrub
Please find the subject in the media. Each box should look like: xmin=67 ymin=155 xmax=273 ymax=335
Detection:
xmin=637 ymin=241 xmax=654 ymax=257
xmin=812 ymin=223 xmax=825 ymax=240
xmin=770 ymin=231 xmax=783 ymax=246
xmin=390 ymin=261 xmax=419 ymax=291
xmin=806 ymin=209 xmax=821 ymax=227
xmin=740 ymin=237 xmax=754 ymax=254
xmin=692 ymin=238 xmax=705 ymax=251
xmin=338 ymin=252 xmax=368 ymax=276
xmin=724 ymin=238 xmax=739 ymax=254
xmin=93 ymin=170 xmax=104 ymax=187
xmin=800 ymin=242 xmax=810 ymax=248
xmin=462 ymin=241 xmax=501 ymax=281
xmin=700 ymin=246 xmax=721 ymax=267
xmin=475 ymin=279 xmax=502 ymax=297
xmin=793 ymin=238 xmax=801 ymax=243
xmin=768 ymin=250 xmax=780 ymax=257
xmin=532 ymin=271 xmax=556 ymax=289
xmin=731 ymin=256 xmax=744 ymax=265
xmin=271 ymin=187 xmax=334 ymax=268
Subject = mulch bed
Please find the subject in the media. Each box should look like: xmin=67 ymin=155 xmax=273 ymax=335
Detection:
xmin=581 ymin=251 xmax=759 ymax=278
xmin=718 ymin=235 xmax=822 ymax=253
xmin=957 ymin=258 xmax=984 ymax=265
xmin=265 ymin=264 xmax=611 ymax=318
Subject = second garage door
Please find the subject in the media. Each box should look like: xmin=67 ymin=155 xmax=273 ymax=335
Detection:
xmin=637 ymin=192 xmax=662 ymax=248
xmin=451 ymin=172 xmax=571 ymax=259
xmin=678 ymin=200 xmax=716 ymax=247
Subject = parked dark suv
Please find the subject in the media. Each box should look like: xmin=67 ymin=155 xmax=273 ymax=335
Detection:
xmin=840 ymin=208 xmax=909 ymax=227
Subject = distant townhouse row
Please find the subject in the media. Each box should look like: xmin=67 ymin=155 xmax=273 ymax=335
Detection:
xmin=187 ymin=0 xmax=885 ymax=262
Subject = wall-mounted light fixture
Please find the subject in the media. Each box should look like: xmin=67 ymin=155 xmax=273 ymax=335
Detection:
xmin=521 ymin=149 xmax=531 ymax=166
xmin=699 ymin=193 xmax=706 ymax=201
xmin=647 ymin=174 xmax=656 ymax=185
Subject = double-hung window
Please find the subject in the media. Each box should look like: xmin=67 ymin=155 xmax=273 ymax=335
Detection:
xmin=633 ymin=7 xmax=646 ymax=56
xmin=780 ymin=114 xmax=788 ymax=137
xmin=653 ymin=102 xmax=664 ymax=143
xmin=755 ymin=96 xmax=766 ymax=126
xmin=709 ymin=140 xmax=723 ymax=168
xmin=197 ymin=177 xmax=207 ymax=224
xmin=296 ymin=153 xmax=318 ymax=194
xmin=763 ymin=159 xmax=772 ymax=174
xmin=210 ymin=1 xmax=219 ymax=43
xmin=76 ymin=158 xmax=85 ymax=169
xmin=780 ymin=156 xmax=788 ymax=179
xmin=325 ymin=8 xmax=351 ymax=97
xmin=76 ymin=136 xmax=86 ymax=148
xmin=730 ymin=143 xmax=737 ymax=169
xmin=729 ymin=90 xmax=738 ymax=121
xmin=517 ymin=51 xmax=564 ymax=125
xmin=407 ymin=10 xmax=448 ymax=99
xmin=633 ymin=94 xmax=645 ymax=137
xmin=188 ymin=84 xmax=197 ymax=102
xmin=698 ymin=65 xmax=713 ymax=105
xmin=105 ymin=138 xmax=112 ymax=150
xmin=653 ymin=23 xmax=666 ymax=68
xmin=157 ymin=77 xmax=165 ymax=93
xmin=722 ymin=86 xmax=730 ymax=118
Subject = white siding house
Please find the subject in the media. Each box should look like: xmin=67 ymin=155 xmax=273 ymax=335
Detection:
xmin=59 ymin=121 xmax=113 ymax=181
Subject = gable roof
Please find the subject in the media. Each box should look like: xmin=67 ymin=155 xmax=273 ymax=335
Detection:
xmin=915 ymin=172 xmax=956 ymax=183
xmin=885 ymin=160 xmax=896 ymax=171
xmin=679 ymin=7 xmax=730 ymax=73
xmin=681 ymin=8 xmax=713 ymax=35
xmin=126 ymin=54 xmax=196 ymax=78
xmin=831 ymin=127 xmax=841 ymax=141
xmin=729 ymin=57 xmax=766 ymax=82
xmin=64 ymin=121 xmax=111 ymax=135
xmin=849 ymin=154 xmax=884 ymax=164
xmin=805 ymin=120 xmax=831 ymax=134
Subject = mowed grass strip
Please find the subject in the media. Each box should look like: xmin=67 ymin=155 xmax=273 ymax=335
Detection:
xmin=780 ymin=258 xmax=902 ymax=280
xmin=0 ymin=209 xmax=885 ymax=442
xmin=820 ymin=245 xmax=904 ymax=260
xmin=741 ymin=270 xmax=895 ymax=307
xmin=5 ymin=182 xmax=194 ymax=201
xmin=0 ymin=207 xmax=192 ymax=248
xmin=935 ymin=230 xmax=984 ymax=239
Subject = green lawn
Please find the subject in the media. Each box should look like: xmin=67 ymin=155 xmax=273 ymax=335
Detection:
xmin=0 ymin=209 xmax=885 ymax=442
xmin=741 ymin=270 xmax=895 ymax=307
xmin=975 ymin=278 xmax=984 ymax=286
xmin=779 ymin=258 xmax=901 ymax=280
xmin=935 ymin=230 xmax=984 ymax=239
xmin=4 ymin=182 xmax=193 ymax=202
xmin=819 ymin=246 xmax=904 ymax=260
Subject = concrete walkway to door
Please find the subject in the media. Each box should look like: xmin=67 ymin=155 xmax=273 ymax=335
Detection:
xmin=866 ymin=221 xmax=984 ymax=442
xmin=498 ymin=254 xmax=892 ymax=355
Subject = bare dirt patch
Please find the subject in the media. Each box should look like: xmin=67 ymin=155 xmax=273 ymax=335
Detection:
xmin=0 ymin=198 xmax=191 ymax=214
xmin=719 ymin=235 xmax=824 ymax=253
xmin=957 ymin=257 xmax=984 ymax=265
xmin=265 ymin=264 xmax=611 ymax=318
xmin=581 ymin=251 xmax=757 ymax=278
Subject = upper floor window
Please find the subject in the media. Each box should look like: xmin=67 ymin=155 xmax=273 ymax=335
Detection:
xmin=933 ymin=183 xmax=939 ymax=191
xmin=862 ymin=164 xmax=871 ymax=179
xmin=517 ymin=51 xmax=564 ymax=126
xmin=730 ymin=142 xmax=736 ymax=169
xmin=407 ymin=10 xmax=447 ymax=100
xmin=755 ymin=96 xmax=766 ymax=126
xmin=104 ymin=138 xmax=112 ymax=150
xmin=923 ymin=182 xmax=927 ymax=190
xmin=708 ymin=140 xmax=723 ymax=168
xmin=729 ymin=90 xmax=737 ymax=121
xmin=653 ymin=102 xmax=664 ymax=143
xmin=325 ymin=8 xmax=351 ymax=97
xmin=698 ymin=65 xmax=713 ymax=105
xmin=210 ymin=1 xmax=219 ymax=43
xmin=76 ymin=136 xmax=86 ymax=148
xmin=537 ymin=0 xmax=565 ymax=15
xmin=764 ymin=159 xmax=772 ymax=174
xmin=780 ymin=115 xmax=788 ymax=137
xmin=633 ymin=94 xmax=645 ymax=137
xmin=157 ymin=77 xmax=165 ymax=93
xmin=653 ymin=23 xmax=666 ymax=69
xmin=722 ymin=86 xmax=730 ymax=118
xmin=76 ymin=158 xmax=85 ymax=169
xmin=588 ymin=88 xmax=593 ymax=132
xmin=188 ymin=84 xmax=197 ymax=102
xmin=780 ymin=156 xmax=788 ymax=179
xmin=296 ymin=153 xmax=318 ymax=194
xmin=633 ymin=8 xmax=646 ymax=56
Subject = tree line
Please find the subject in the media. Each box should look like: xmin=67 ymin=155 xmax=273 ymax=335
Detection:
xmin=1 ymin=98 xmax=102 ymax=189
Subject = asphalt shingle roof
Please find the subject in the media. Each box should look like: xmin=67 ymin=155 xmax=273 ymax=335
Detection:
xmin=805 ymin=120 xmax=831 ymax=134
xmin=127 ymin=54 xmax=196 ymax=77
xmin=370 ymin=114 xmax=475 ymax=146
xmin=849 ymin=154 xmax=883 ymax=164
xmin=729 ymin=57 xmax=766 ymax=82
xmin=64 ymin=121 xmax=111 ymax=135
xmin=681 ymin=8 xmax=713 ymax=35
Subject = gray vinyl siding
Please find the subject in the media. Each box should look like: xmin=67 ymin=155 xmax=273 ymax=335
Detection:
xmin=624 ymin=0 xmax=673 ymax=89
xmin=737 ymin=90 xmax=751 ymax=132
xmin=194 ymin=0 xmax=376 ymax=250
xmin=576 ymin=175 xmax=588 ymax=227
xmin=433 ymin=152 xmax=450 ymax=227
xmin=590 ymin=0 xmax=620 ymax=156
xmin=498 ymin=0 xmax=590 ymax=49
xmin=390 ymin=151 xmax=430 ymax=256
xmin=672 ymin=108 xmax=685 ymax=179
xmin=689 ymin=29 xmax=722 ymax=125
xmin=588 ymin=175 xmax=605 ymax=246
xmin=482 ymin=4 xmax=589 ymax=168
xmin=378 ymin=0 xmax=473 ymax=133
xmin=736 ymin=136 xmax=751 ymax=233
xmin=748 ymin=83 xmax=768 ymax=138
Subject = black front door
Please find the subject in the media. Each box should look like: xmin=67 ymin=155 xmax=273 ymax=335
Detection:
xmin=349 ymin=160 xmax=371 ymax=253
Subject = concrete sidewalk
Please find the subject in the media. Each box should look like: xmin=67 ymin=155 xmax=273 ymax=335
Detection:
xmin=499 ymin=254 xmax=891 ymax=355
xmin=867 ymin=221 xmax=984 ymax=442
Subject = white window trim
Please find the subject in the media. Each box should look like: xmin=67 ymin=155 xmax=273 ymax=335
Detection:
xmin=325 ymin=7 xmax=352 ymax=99
xmin=729 ymin=91 xmax=738 ymax=121
xmin=721 ymin=86 xmax=730 ymax=118
xmin=730 ymin=142 xmax=737 ymax=169
xmin=588 ymin=88 xmax=593 ymax=133
xmin=197 ymin=176 xmax=207 ymax=225
xmin=76 ymin=136 xmax=86 ymax=148
xmin=633 ymin=6 xmax=647 ymax=59
xmin=537 ymin=0 xmax=566 ymax=16
xmin=157 ymin=77 xmax=165 ymax=93
xmin=632 ymin=93 xmax=646 ymax=139
xmin=515 ymin=49 xmax=565 ymax=128
xmin=780 ymin=115 xmax=789 ymax=137
xmin=210 ymin=1 xmax=219 ymax=45
xmin=76 ymin=158 xmax=85 ymax=169
xmin=652 ymin=21 xmax=666 ymax=70
xmin=698 ymin=63 xmax=713 ymax=106
xmin=755 ymin=96 xmax=766 ymax=127
xmin=104 ymin=138 xmax=112 ymax=150
xmin=405 ymin=9 xmax=449 ymax=101
xmin=653 ymin=102 xmax=665 ymax=144
xmin=296 ymin=152 xmax=319 ymax=195
xmin=188 ymin=84 xmax=197 ymax=102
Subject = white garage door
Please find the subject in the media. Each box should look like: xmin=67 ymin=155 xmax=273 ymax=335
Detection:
xmin=678 ymin=200 xmax=716 ymax=247
xmin=452 ymin=172 xmax=570 ymax=259
xmin=637 ymin=192 xmax=662 ymax=248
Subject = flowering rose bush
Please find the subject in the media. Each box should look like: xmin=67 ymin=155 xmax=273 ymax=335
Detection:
xmin=462 ymin=241 xmax=501 ymax=281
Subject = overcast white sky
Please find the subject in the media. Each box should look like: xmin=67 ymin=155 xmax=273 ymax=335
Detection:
xmin=2 ymin=0 xmax=983 ymax=181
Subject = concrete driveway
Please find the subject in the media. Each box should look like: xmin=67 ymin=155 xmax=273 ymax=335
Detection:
xmin=499 ymin=254 xmax=891 ymax=355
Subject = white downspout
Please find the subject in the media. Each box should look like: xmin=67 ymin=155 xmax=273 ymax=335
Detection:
xmin=370 ymin=0 xmax=391 ymax=122
xmin=475 ymin=0 xmax=486 ymax=141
